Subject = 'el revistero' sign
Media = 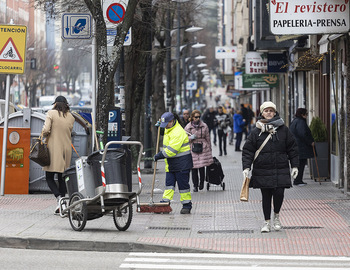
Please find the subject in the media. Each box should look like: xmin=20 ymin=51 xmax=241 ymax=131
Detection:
xmin=269 ymin=0 xmax=350 ymax=35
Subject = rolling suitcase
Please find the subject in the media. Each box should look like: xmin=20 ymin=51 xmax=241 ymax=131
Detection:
xmin=206 ymin=156 xmax=225 ymax=190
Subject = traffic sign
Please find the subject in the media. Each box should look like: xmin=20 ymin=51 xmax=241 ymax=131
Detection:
xmin=62 ymin=13 xmax=91 ymax=39
xmin=103 ymin=0 xmax=129 ymax=28
xmin=106 ymin=4 xmax=125 ymax=24
xmin=186 ymin=81 xmax=197 ymax=90
xmin=0 ymin=25 xmax=27 ymax=74
xmin=107 ymin=27 xmax=132 ymax=46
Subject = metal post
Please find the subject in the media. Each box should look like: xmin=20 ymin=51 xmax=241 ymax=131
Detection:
xmin=91 ymin=18 xmax=97 ymax=151
xmin=166 ymin=6 xmax=171 ymax=112
xmin=182 ymin=51 xmax=187 ymax=108
xmin=144 ymin=2 xmax=152 ymax=168
xmin=0 ymin=75 xmax=10 ymax=196
xmin=119 ymin=47 xmax=125 ymax=111
xmin=175 ymin=1 xmax=181 ymax=113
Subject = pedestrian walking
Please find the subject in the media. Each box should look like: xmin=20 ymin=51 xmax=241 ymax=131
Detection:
xmin=180 ymin=109 xmax=190 ymax=128
xmin=228 ymin=107 xmax=235 ymax=145
xmin=246 ymin=105 xmax=255 ymax=135
xmin=215 ymin=106 xmax=231 ymax=156
xmin=41 ymin=96 xmax=75 ymax=214
xmin=289 ymin=108 xmax=315 ymax=187
xmin=202 ymin=105 xmax=217 ymax=146
xmin=185 ymin=110 xmax=213 ymax=192
xmin=233 ymin=110 xmax=246 ymax=151
xmin=241 ymin=104 xmax=249 ymax=139
xmin=153 ymin=112 xmax=193 ymax=214
xmin=242 ymin=101 xmax=299 ymax=233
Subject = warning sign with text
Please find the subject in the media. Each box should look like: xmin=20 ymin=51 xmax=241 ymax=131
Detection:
xmin=269 ymin=0 xmax=350 ymax=35
xmin=0 ymin=25 xmax=27 ymax=74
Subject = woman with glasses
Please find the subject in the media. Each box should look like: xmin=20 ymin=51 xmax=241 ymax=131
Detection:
xmin=185 ymin=110 xmax=213 ymax=192
xmin=289 ymin=108 xmax=315 ymax=186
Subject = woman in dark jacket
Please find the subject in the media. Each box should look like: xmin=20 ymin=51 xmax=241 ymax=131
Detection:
xmin=242 ymin=101 xmax=299 ymax=233
xmin=289 ymin=108 xmax=315 ymax=186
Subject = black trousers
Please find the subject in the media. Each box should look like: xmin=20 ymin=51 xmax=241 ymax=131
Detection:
xmin=260 ymin=187 xmax=285 ymax=220
xmin=235 ymin=132 xmax=243 ymax=151
xmin=217 ymin=129 xmax=227 ymax=155
xmin=192 ymin=167 xmax=205 ymax=188
xmin=46 ymin=172 xmax=66 ymax=198
xmin=294 ymin=159 xmax=307 ymax=184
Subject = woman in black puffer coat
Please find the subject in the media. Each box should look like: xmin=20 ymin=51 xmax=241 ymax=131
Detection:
xmin=242 ymin=101 xmax=299 ymax=233
xmin=289 ymin=108 xmax=315 ymax=186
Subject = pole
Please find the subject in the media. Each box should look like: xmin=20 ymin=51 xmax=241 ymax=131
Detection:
xmin=91 ymin=18 xmax=97 ymax=151
xmin=0 ymin=75 xmax=11 ymax=196
xmin=119 ymin=47 xmax=125 ymax=111
xmin=182 ymin=50 xmax=187 ymax=108
xmin=175 ymin=1 xmax=181 ymax=113
xmin=166 ymin=6 xmax=172 ymax=112
xmin=144 ymin=1 xmax=152 ymax=169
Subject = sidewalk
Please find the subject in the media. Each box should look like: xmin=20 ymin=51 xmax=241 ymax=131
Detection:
xmin=1 ymin=141 xmax=350 ymax=256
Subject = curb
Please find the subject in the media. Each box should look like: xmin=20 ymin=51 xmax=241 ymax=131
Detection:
xmin=0 ymin=236 xmax=216 ymax=253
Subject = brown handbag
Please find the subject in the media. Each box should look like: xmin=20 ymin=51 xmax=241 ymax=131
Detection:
xmin=240 ymin=133 xmax=272 ymax=202
xmin=29 ymin=135 xmax=50 ymax=167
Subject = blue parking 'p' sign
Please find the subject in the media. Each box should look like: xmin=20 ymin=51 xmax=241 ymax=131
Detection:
xmin=106 ymin=3 xmax=125 ymax=24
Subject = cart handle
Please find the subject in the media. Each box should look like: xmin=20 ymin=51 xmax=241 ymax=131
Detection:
xmin=100 ymin=141 xmax=144 ymax=197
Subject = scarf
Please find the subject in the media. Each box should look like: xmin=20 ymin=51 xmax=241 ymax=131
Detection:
xmin=191 ymin=120 xmax=200 ymax=129
xmin=256 ymin=116 xmax=284 ymax=141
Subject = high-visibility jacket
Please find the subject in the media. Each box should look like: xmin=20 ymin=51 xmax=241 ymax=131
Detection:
xmin=162 ymin=120 xmax=193 ymax=172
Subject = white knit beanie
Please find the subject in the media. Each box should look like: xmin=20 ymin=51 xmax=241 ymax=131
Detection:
xmin=260 ymin=101 xmax=276 ymax=113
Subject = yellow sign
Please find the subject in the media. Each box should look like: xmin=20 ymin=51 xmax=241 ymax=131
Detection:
xmin=0 ymin=25 xmax=27 ymax=74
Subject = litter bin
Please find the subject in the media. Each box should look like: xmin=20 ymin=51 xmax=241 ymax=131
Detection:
xmin=63 ymin=156 xmax=96 ymax=199
xmin=87 ymin=148 xmax=131 ymax=201
xmin=63 ymin=165 xmax=78 ymax=197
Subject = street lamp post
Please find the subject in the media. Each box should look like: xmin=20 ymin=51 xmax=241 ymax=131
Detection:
xmin=175 ymin=1 xmax=182 ymax=113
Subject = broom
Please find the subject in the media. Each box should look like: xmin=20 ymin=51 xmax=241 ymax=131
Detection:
xmin=138 ymin=122 xmax=172 ymax=213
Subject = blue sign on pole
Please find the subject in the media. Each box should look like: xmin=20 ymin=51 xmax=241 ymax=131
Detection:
xmin=61 ymin=13 xmax=91 ymax=39
xmin=108 ymin=108 xmax=122 ymax=148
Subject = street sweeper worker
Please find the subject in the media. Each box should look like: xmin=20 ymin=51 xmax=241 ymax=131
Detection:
xmin=153 ymin=112 xmax=193 ymax=214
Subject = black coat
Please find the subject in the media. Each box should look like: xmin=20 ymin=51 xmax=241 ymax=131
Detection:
xmin=242 ymin=125 xmax=299 ymax=189
xmin=289 ymin=117 xmax=314 ymax=159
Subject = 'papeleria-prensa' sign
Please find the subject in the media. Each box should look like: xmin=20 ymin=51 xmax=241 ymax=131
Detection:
xmin=269 ymin=0 xmax=350 ymax=35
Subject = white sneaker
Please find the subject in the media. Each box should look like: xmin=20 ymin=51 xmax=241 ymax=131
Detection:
xmin=54 ymin=196 xmax=62 ymax=215
xmin=261 ymin=221 xmax=271 ymax=233
xmin=273 ymin=213 xmax=281 ymax=231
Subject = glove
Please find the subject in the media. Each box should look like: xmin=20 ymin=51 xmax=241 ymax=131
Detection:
xmin=155 ymin=120 xmax=161 ymax=127
xmin=190 ymin=134 xmax=197 ymax=140
xmin=291 ymin=167 xmax=298 ymax=179
xmin=243 ymin=168 xmax=250 ymax=179
xmin=153 ymin=151 xmax=164 ymax=162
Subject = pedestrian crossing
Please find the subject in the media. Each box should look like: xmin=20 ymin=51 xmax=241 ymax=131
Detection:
xmin=119 ymin=252 xmax=350 ymax=269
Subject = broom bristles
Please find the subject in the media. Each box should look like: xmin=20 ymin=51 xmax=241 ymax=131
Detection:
xmin=138 ymin=204 xmax=172 ymax=213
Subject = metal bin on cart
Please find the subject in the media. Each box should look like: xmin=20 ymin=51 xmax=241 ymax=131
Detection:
xmin=87 ymin=148 xmax=131 ymax=204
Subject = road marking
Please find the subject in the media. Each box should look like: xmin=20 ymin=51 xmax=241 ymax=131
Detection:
xmin=120 ymin=253 xmax=350 ymax=269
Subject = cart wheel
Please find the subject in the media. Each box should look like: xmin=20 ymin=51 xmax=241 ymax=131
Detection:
xmin=113 ymin=201 xmax=133 ymax=231
xmin=68 ymin=192 xmax=87 ymax=231
xmin=222 ymin=182 xmax=225 ymax=190
xmin=207 ymin=183 xmax=210 ymax=190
